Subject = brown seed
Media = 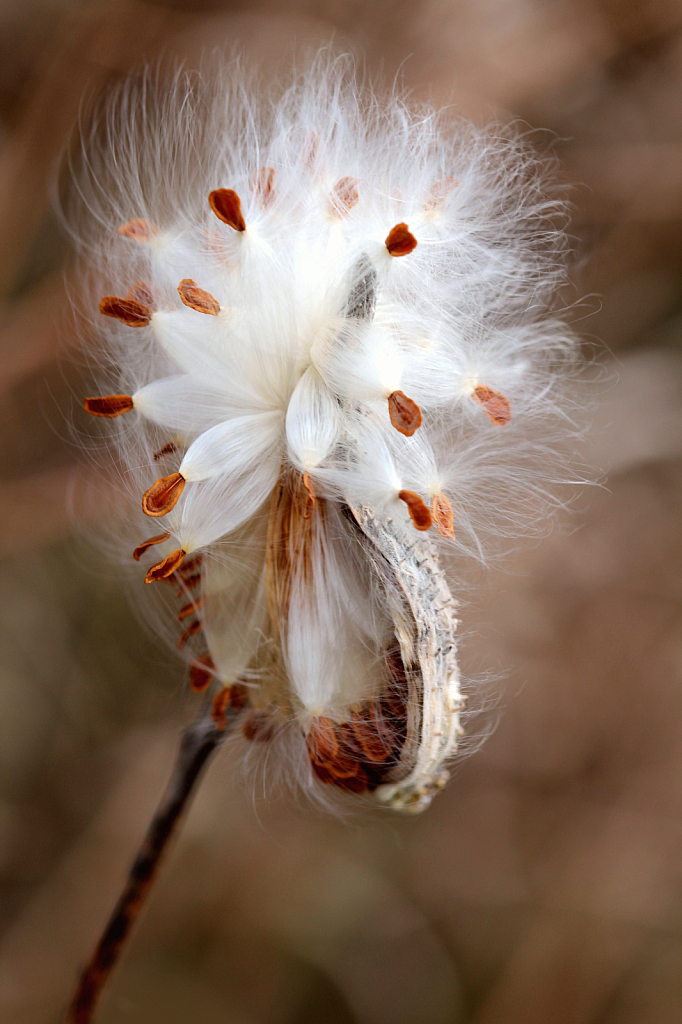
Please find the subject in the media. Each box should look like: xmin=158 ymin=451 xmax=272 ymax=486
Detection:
xmin=253 ymin=167 xmax=275 ymax=208
xmin=142 ymin=472 xmax=185 ymax=517
xmin=177 ymin=278 xmax=220 ymax=315
xmin=126 ymin=281 xmax=155 ymax=308
xmin=230 ymin=683 xmax=250 ymax=711
xmin=145 ymin=548 xmax=186 ymax=584
xmin=83 ymin=394 xmax=134 ymax=417
xmin=178 ymin=554 xmax=203 ymax=576
xmin=425 ymin=176 xmax=459 ymax=211
xmin=177 ymin=620 xmax=202 ymax=649
xmin=117 ymin=218 xmax=157 ymax=242
xmin=242 ymin=709 xmax=277 ymax=743
xmin=99 ymin=296 xmax=151 ymax=327
xmin=178 ymin=597 xmax=202 ymax=621
xmin=209 ymin=188 xmax=246 ymax=231
xmin=388 ymin=390 xmax=422 ymax=436
xmin=189 ymin=654 xmax=215 ymax=693
xmin=153 ymin=441 xmax=179 ymax=462
xmin=473 ymin=385 xmax=512 ymax=425
xmin=385 ymin=222 xmax=417 ymax=257
xmin=178 ymin=573 xmax=201 ymax=591
xmin=398 ymin=490 xmax=433 ymax=531
xmin=132 ymin=531 xmax=171 ymax=561
xmin=306 ymin=716 xmax=338 ymax=765
xmin=302 ymin=472 xmax=315 ymax=519
xmin=211 ymin=688 xmax=231 ymax=730
xmin=351 ymin=709 xmax=394 ymax=763
xmin=330 ymin=176 xmax=359 ymax=216
xmin=432 ymin=493 xmax=455 ymax=538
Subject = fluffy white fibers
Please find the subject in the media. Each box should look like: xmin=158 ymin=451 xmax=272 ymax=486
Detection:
xmin=69 ymin=52 xmax=588 ymax=812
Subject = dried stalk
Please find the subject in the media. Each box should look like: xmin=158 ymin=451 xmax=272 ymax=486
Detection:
xmin=63 ymin=709 xmax=235 ymax=1024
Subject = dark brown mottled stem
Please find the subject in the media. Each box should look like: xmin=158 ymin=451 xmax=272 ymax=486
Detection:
xmin=63 ymin=711 xmax=234 ymax=1024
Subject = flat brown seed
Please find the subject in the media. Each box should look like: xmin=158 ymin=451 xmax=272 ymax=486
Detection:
xmin=189 ymin=654 xmax=215 ymax=693
xmin=126 ymin=281 xmax=155 ymax=308
xmin=330 ymin=176 xmax=359 ymax=215
xmin=302 ymin=472 xmax=315 ymax=519
xmin=145 ymin=548 xmax=186 ymax=584
xmin=242 ymin=709 xmax=277 ymax=743
xmin=178 ymin=573 xmax=201 ymax=591
xmin=351 ymin=711 xmax=393 ymax=763
xmin=117 ymin=218 xmax=157 ymax=242
xmin=398 ymin=490 xmax=433 ymax=531
xmin=84 ymin=394 xmax=134 ymax=417
xmin=178 ymin=598 xmax=202 ymax=621
xmin=153 ymin=441 xmax=178 ymax=462
xmin=209 ymin=188 xmax=246 ymax=231
xmin=473 ymin=385 xmax=512 ymax=425
xmin=253 ymin=167 xmax=275 ymax=208
xmin=176 ymin=614 xmax=200 ymax=647
xmin=306 ymin=716 xmax=338 ymax=765
xmin=425 ymin=176 xmax=459 ymax=211
xmin=133 ymin=531 xmax=171 ymax=561
xmin=385 ymin=222 xmax=418 ymax=257
xmin=211 ymin=688 xmax=231 ymax=730
xmin=432 ymin=493 xmax=455 ymax=538
xmin=177 ymin=278 xmax=220 ymax=315
xmin=388 ymin=390 xmax=422 ymax=436
xmin=142 ymin=472 xmax=185 ymax=517
xmin=99 ymin=296 xmax=151 ymax=327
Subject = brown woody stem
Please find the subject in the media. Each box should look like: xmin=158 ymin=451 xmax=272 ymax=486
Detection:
xmin=63 ymin=709 xmax=235 ymax=1024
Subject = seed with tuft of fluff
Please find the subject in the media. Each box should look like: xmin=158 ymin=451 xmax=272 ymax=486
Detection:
xmin=75 ymin=54 xmax=587 ymax=811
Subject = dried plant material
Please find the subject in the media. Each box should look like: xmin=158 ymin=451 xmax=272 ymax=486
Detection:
xmin=178 ymin=598 xmax=202 ymax=621
xmin=142 ymin=472 xmax=185 ymax=517
xmin=178 ymin=620 xmax=202 ymax=648
xmin=189 ymin=654 xmax=215 ymax=692
xmin=126 ymin=281 xmax=155 ymax=308
xmin=253 ymin=166 xmax=275 ymax=208
xmin=117 ymin=218 xmax=157 ymax=242
xmin=178 ymin=573 xmax=201 ymax=591
xmin=83 ymin=394 xmax=133 ymax=417
xmin=432 ymin=493 xmax=455 ymax=538
xmin=177 ymin=278 xmax=220 ymax=315
xmin=209 ymin=188 xmax=246 ymax=231
xmin=385 ymin=222 xmax=417 ymax=257
xmin=153 ymin=441 xmax=179 ymax=462
xmin=211 ymin=687 xmax=231 ymax=729
xmin=242 ymin=709 xmax=277 ymax=742
xmin=425 ymin=176 xmax=458 ymax=211
xmin=388 ymin=390 xmax=422 ymax=436
xmin=145 ymin=548 xmax=186 ymax=584
xmin=99 ymin=296 xmax=151 ymax=327
xmin=330 ymin=175 xmax=359 ymax=215
xmin=302 ymin=472 xmax=315 ymax=519
xmin=132 ymin=531 xmax=171 ymax=561
xmin=473 ymin=385 xmax=512 ymax=425
xmin=398 ymin=490 xmax=433 ymax=530
xmin=179 ymin=554 xmax=203 ymax=576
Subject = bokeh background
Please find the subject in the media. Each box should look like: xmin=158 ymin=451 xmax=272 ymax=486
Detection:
xmin=0 ymin=1 xmax=681 ymax=1022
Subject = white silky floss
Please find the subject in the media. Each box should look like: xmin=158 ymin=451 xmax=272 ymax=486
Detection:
xmin=75 ymin=53 xmax=585 ymax=811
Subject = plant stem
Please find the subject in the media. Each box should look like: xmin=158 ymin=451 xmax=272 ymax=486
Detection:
xmin=63 ymin=710 xmax=233 ymax=1024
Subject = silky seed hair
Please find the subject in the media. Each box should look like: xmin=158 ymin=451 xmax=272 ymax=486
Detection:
xmin=67 ymin=53 xmax=586 ymax=812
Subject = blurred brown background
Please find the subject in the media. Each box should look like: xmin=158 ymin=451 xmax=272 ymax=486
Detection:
xmin=0 ymin=1 xmax=681 ymax=1022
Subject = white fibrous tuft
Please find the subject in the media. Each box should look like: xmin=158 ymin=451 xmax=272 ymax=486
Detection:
xmin=68 ymin=54 xmax=588 ymax=813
